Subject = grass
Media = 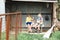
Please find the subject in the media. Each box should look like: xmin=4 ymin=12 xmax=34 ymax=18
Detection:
xmin=1 ymin=32 xmax=15 ymax=40
xmin=49 ymin=31 xmax=60 ymax=40
xmin=1 ymin=32 xmax=43 ymax=40
xmin=1 ymin=31 xmax=60 ymax=40
xmin=17 ymin=33 xmax=43 ymax=40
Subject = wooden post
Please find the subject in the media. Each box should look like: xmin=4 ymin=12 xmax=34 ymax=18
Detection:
xmin=6 ymin=15 xmax=10 ymax=40
xmin=0 ymin=18 xmax=2 ymax=40
xmin=20 ymin=13 xmax=22 ymax=32
xmin=15 ymin=14 xmax=18 ymax=40
xmin=53 ymin=3 xmax=57 ymax=24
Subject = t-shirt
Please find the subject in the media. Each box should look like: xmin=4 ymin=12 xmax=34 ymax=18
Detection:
xmin=37 ymin=17 xmax=43 ymax=24
xmin=26 ymin=17 xmax=32 ymax=22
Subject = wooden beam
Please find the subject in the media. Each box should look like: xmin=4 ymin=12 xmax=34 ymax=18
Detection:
xmin=15 ymin=14 xmax=18 ymax=40
xmin=43 ymin=24 xmax=56 ymax=38
xmin=6 ymin=15 xmax=11 ymax=40
xmin=0 ymin=18 xmax=2 ymax=40
xmin=0 ymin=12 xmax=21 ymax=16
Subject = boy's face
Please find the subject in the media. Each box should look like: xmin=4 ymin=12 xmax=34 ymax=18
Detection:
xmin=28 ymin=15 xmax=31 ymax=17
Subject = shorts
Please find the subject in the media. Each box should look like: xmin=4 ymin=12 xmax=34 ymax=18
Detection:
xmin=26 ymin=22 xmax=32 ymax=25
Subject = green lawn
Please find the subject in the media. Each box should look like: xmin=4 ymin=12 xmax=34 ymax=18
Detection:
xmin=18 ymin=33 xmax=43 ymax=40
xmin=49 ymin=31 xmax=60 ymax=40
xmin=1 ymin=31 xmax=60 ymax=40
xmin=2 ymin=32 xmax=43 ymax=40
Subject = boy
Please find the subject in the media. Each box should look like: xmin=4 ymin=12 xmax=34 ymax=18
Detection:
xmin=36 ymin=13 xmax=43 ymax=32
xmin=26 ymin=14 xmax=33 ymax=32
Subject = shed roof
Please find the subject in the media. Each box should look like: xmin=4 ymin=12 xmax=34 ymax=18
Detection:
xmin=12 ymin=0 xmax=57 ymax=2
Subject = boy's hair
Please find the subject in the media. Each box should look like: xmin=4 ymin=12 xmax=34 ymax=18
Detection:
xmin=38 ymin=13 xmax=41 ymax=15
xmin=27 ymin=14 xmax=31 ymax=17
xmin=38 ymin=13 xmax=42 ymax=16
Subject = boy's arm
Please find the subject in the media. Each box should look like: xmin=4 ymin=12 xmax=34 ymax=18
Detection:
xmin=31 ymin=17 xmax=34 ymax=21
xmin=40 ymin=18 xmax=43 ymax=24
